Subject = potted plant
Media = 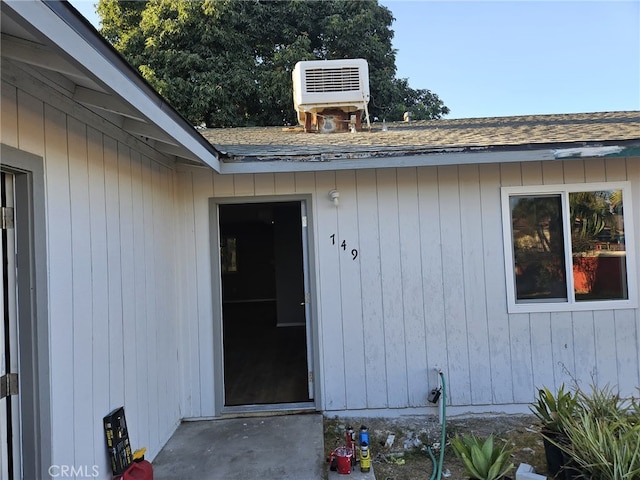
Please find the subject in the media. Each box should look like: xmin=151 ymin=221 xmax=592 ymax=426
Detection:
xmin=529 ymin=384 xmax=579 ymax=477
xmin=556 ymin=385 xmax=640 ymax=480
xmin=450 ymin=433 xmax=515 ymax=480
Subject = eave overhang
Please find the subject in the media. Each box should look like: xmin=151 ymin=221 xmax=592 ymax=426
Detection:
xmin=2 ymin=0 xmax=221 ymax=171
xmin=215 ymin=139 xmax=640 ymax=175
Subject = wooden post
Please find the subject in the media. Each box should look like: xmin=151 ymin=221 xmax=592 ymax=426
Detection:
xmin=304 ymin=112 xmax=312 ymax=133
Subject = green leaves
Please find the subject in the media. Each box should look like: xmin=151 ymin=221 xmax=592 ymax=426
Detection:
xmin=97 ymin=0 xmax=449 ymax=127
xmin=558 ymin=406 xmax=640 ymax=480
xmin=529 ymin=384 xmax=578 ymax=434
xmin=534 ymin=384 xmax=640 ymax=480
xmin=450 ymin=434 xmax=514 ymax=480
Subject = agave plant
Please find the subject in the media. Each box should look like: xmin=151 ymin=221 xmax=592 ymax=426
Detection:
xmin=450 ymin=434 xmax=514 ymax=480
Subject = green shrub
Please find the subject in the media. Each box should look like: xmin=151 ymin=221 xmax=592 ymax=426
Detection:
xmin=530 ymin=383 xmax=640 ymax=479
xmin=577 ymin=383 xmax=632 ymax=421
xmin=560 ymin=408 xmax=640 ymax=480
xmin=529 ymin=384 xmax=579 ymax=434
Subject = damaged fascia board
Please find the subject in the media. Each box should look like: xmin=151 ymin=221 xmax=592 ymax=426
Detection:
xmin=219 ymin=146 xmax=484 ymax=163
xmin=217 ymin=141 xmax=640 ymax=173
xmin=552 ymin=145 xmax=628 ymax=159
xmin=218 ymin=149 xmax=557 ymax=174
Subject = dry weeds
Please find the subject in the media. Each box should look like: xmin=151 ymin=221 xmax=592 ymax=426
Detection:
xmin=323 ymin=414 xmax=548 ymax=480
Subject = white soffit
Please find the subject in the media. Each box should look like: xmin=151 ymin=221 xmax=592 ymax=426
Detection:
xmin=3 ymin=0 xmax=220 ymax=172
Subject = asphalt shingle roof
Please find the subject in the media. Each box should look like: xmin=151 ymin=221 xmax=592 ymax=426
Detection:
xmin=200 ymin=111 xmax=640 ymax=162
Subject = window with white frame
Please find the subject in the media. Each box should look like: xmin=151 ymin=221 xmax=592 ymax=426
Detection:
xmin=501 ymin=182 xmax=637 ymax=313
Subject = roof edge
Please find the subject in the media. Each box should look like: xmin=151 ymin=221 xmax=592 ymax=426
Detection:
xmin=5 ymin=0 xmax=221 ymax=171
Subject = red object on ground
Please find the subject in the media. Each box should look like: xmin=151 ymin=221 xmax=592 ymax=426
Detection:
xmin=122 ymin=460 xmax=153 ymax=480
xmin=329 ymin=446 xmax=352 ymax=474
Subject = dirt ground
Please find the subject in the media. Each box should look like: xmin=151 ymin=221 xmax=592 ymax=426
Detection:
xmin=323 ymin=413 xmax=548 ymax=480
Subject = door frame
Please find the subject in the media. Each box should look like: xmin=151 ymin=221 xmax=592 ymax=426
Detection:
xmin=1 ymin=170 xmax=20 ymax=479
xmin=209 ymin=195 xmax=320 ymax=416
xmin=1 ymin=144 xmax=51 ymax=479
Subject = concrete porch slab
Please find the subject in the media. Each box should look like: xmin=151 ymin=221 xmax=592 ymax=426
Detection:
xmin=328 ymin=463 xmax=376 ymax=480
xmin=152 ymin=413 xmax=326 ymax=480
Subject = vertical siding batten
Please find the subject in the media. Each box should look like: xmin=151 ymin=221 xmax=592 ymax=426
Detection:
xmin=355 ymin=169 xmax=387 ymax=408
xmin=293 ymin=172 xmax=315 ymax=195
xmin=593 ymin=310 xmax=619 ymax=388
xmin=87 ymin=126 xmax=111 ymax=469
xmin=509 ymin=313 xmax=535 ymax=403
xmin=147 ymin=160 xmax=163 ymax=452
xmin=437 ymin=165 xmax=472 ymax=406
xmin=336 ymin=170 xmax=367 ymax=409
xmin=500 ymin=162 xmax=527 ymax=402
xmin=509 ymin=161 xmax=539 ymax=403
xmin=118 ymin=142 xmax=140 ymax=448
xmin=376 ymin=168 xmax=409 ymax=408
xmin=529 ymin=313 xmax=555 ymax=391
xmin=417 ymin=166 xmax=448 ymax=402
xmin=157 ymin=161 xmax=180 ymax=438
xmin=104 ymin=137 xmax=125 ymax=410
xmin=44 ymin=104 xmax=75 ymax=468
xmin=571 ymin=311 xmax=597 ymax=390
xmin=254 ymin=172 xmax=276 ymax=196
xmin=194 ymin=171 xmax=215 ymax=416
xmin=540 ymin=161 xmax=569 ymax=389
xmin=583 ymin=157 xmax=606 ymax=183
xmin=213 ymin=172 xmax=234 ymax=197
xmin=478 ymin=163 xmax=512 ymax=404
xmin=275 ymin=172 xmax=295 ymax=193
xmin=315 ymin=170 xmax=347 ymax=410
xmin=175 ymin=169 xmax=200 ymax=418
xmin=519 ymin=162 xmax=547 ymax=397
xmin=563 ymin=150 xmax=587 ymax=400
xmin=396 ymin=167 xmax=428 ymax=407
xmin=458 ymin=164 xmax=493 ymax=405
xmin=130 ymin=150 xmax=150 ymax=450
xmin=614 ymin=309 xmax=639 ymax=397
xmin=233 ymin=173 xmax=256 ymax=196
xmin=67 ymin=116 xmax=95 ymax=464
xmin=551 ymin=312 xmax=577 ymax=386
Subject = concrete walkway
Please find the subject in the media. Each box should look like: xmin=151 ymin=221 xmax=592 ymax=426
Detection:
xmin=152 ymin=413 xmax=328 ymax=480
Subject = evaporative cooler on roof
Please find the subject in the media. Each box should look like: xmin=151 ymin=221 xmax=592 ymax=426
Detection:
xmin=292 ymin=58 xmax=370 ymax=133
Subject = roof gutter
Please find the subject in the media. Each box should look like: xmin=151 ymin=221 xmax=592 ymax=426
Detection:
xmin=4 ymin=0 xmax=221 ymax=172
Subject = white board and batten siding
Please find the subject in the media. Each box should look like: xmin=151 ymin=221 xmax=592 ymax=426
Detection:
xmin=4 ymin=54 xmax=639 ymax=474
xmin=178 ymin=155 xmax=639 ymax=418
xmin=2 ymin=62 xmax=182 ymax=477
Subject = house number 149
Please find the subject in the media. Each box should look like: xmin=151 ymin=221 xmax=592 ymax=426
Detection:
xmin=330 ymin=234 xmax=358 ymax=260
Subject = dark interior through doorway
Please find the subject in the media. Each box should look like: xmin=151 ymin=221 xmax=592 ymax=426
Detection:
xmin=219 ymin=202 xmax=310 ymax=406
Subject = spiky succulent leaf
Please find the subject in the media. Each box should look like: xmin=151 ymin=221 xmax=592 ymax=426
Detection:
xmin=482 ymin=435 xmax=494 ymax=462
xmin=471 ymin=443 xmax=490 ymax=477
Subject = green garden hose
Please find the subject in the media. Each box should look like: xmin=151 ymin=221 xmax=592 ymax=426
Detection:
xmin=436 ymin=371 xmax=446 ymax=480
xmin=428 ymin=371 xmax=447 ymax=480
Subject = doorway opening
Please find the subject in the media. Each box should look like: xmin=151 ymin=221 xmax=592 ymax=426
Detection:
xmin=218 ymin=201 xmax=313 ymax=407
xmin=1 ymin=171 xmax=21 ymax=480
xmin=1 ymin=145 xmax=51 ymax=479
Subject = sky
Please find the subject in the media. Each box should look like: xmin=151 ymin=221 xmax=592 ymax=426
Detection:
xmin=69 ymin=0 xmax=640 ymax=119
